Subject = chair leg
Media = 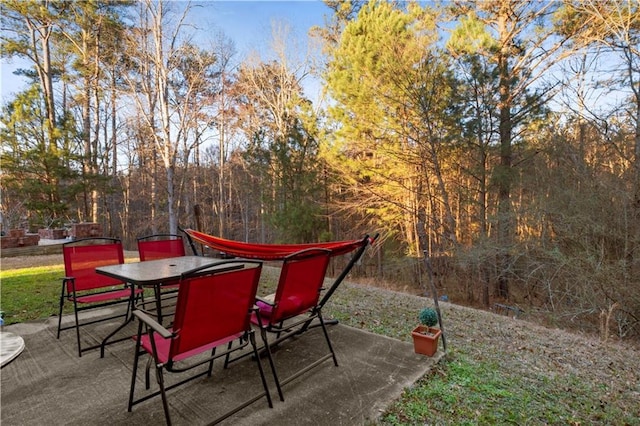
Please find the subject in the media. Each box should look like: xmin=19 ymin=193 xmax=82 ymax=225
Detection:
xmin=57 ymin=284 xmax=65 ymax=339
xmin=317 ymin=311 xmax=338 ymax=366
xmin=207 ymin=347 xmax=217 ymax=377
xmin=276 ymin=321 xmax=284 ymax=339
xmin=156 ymin=366 xmax=172 ymax=426
xmin=145 ymin=355 xmax=153 ymax=389
xmin=259 ymin=327 xmax=284 ymax=401
xmin=73 ymin=299 xmax=82 ymax=357
xmin=128 ymin=323 xmax=144 ymax=412
xmin=223 ymin=341 xmax=233 ymax=369
xmin=249 ymin=331 xmax=273 ymax=408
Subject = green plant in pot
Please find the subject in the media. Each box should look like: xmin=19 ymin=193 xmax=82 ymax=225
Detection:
xmin=411 ymin=307 xmax=442 ymax=356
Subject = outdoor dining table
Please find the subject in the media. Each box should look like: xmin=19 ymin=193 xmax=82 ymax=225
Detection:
xmin=95 ymin=256 xmax=246 ymax=324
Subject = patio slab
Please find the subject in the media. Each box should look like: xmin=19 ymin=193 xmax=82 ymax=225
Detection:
xmin=1 ymin=313 xmax=442 ymax=425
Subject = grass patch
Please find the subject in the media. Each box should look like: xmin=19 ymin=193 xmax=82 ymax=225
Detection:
xmin=1 ymin=265 xmax=66 ymax=324
xmin=0 ymin=263 xmax=283 ymax=326
xmin=379 ymin=349 xmax=636 ymax=425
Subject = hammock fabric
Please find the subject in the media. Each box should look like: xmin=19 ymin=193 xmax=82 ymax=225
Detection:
xmin=184 ymin=229 xmax=372 ymax=261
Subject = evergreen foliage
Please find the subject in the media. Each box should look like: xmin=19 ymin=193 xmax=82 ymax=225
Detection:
xmin=418 ymin=308 xmax=438 ymax=328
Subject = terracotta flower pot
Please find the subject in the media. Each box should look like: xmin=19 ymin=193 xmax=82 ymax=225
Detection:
xmin=411 ymin=325 xmax=441 ymax=356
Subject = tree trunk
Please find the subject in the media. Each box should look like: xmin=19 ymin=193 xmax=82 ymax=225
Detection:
xmin=496 ymin=6 xmax=513 ymax=300
xmin=633 ymin=91 xmax=640 ymax=275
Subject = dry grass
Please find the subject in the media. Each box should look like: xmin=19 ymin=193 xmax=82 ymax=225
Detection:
xmin=325 ymin=282 xmax=640 ymax=424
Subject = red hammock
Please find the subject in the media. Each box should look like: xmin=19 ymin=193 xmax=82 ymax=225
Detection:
xmin=183 ymin=229 xmax=373 ymax=260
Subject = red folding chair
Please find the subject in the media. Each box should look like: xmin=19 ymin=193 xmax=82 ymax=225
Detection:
xmin=57 ymin=238 xmax=144 ymax=357
xmin=137 ymin=234 xmax=187 ymax=324
xmin=252 ymin=248 xmax=334 ymax=401
xmin=137 ymin=234 xmax=186 ymax=261
xmin=128 ymin=260 xmax=273 ymax=425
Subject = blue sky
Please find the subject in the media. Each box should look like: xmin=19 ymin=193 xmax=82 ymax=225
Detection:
xmin=191 ymin=1 xmax=329 ymax=55
xmin=0 ymin=1 xmax=332 ymax=101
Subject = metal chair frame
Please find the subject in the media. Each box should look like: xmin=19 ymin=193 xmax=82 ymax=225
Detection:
xmin=252 ymin=248 xmax=335 ymax=401
xmin=57 ymin=237 xmax=143 ymax=357
xmin=127 ymin=260 xmax=273 ymax=425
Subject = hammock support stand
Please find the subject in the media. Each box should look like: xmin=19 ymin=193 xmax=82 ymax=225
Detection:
xmin=181 ymin=229 xmax=377 ymax=337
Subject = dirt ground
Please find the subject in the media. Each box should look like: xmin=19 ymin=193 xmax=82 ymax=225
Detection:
xmin=2 ymin=254 xmax=63 ymax=269
xmin=1 ymin=252 xmax=140 ymax=270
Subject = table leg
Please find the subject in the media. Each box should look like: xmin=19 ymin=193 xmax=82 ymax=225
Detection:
xmin=154 ymin=285 xmax=164 ymax=325
xmin=98 ymin=288 xmax=138 ymax=358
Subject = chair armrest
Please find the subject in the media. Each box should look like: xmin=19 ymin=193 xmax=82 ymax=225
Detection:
xmin=256 ymin=293 xmax=275 ymax=306
xmin=62 ymin=277 xmax=76 ymax=293
xmin=133 ymin=309 xmax=173 ymax=339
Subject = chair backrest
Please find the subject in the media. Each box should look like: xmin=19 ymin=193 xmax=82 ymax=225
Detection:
xmin=269 ymin=248 xmax=332 ymax=323
xmin=63 ymin=238 xmax=125 ymax=292
xmin=137 ymin=234 xmax=186 ymax=261
xmin=169 ymin=260 xmax=263 ymax=360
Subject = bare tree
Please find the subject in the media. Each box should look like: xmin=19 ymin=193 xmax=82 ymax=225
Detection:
xmin=123 ymin=0 xmax=205 ymax=234
xmin=559 ymin=0 xmax=640 ymax=274
xmin=231 ymin=20 xmax=325 ymax=242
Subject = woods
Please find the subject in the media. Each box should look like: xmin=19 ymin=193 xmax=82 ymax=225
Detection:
xmin=1 ymin=0 xmax=639 ymax=340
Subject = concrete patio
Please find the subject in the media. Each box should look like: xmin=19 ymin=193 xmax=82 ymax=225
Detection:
xmin=1 ymin=310 xmax=442 ymax=425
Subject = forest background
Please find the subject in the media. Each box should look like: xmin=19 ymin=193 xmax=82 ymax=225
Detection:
xmin=1 ymin=0 xmax=639 ymax=341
